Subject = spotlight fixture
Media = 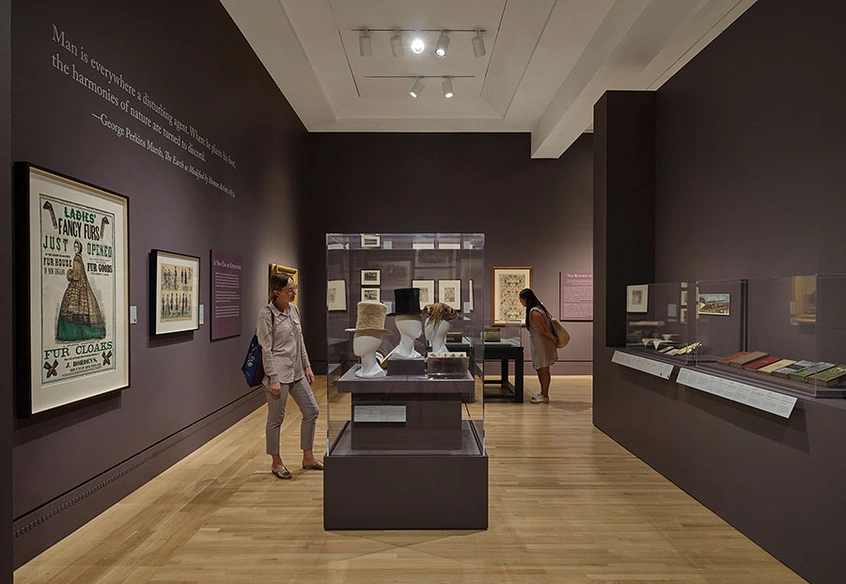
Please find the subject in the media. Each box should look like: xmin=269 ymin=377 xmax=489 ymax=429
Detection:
xmin=359 ymin=28 xmax=372 ymax=57
xmin=471 ymin=28 xmax=485 ymax=58
xmin=442 ymin=77 xmax=454 ymax=98
xmin=435 ymin=31 xmax=450 ymax=58
xmin=390 ymin=30 xmax=404 ymax=57
xmin=410 ymin=35 xmax=425 ymax=54
xmin=409 ymin=77 xmax=425 ymax=98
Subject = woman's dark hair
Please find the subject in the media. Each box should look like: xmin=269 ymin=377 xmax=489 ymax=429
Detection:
xmin=268 ymin=273 xmax=291 ymax=302
xmin=519 ymin=288 xmax=548 ymax=328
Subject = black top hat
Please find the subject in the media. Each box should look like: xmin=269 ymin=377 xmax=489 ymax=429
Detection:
xmin=390 ymin=288 xmax=422 ymax=316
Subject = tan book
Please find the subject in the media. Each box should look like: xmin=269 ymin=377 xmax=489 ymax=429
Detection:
xmin=758 ymin=359 xmax=795 ymax=375
xmin=729 ymin=351 xmax=769 ymax=368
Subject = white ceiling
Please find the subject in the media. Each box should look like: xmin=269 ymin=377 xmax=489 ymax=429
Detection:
xmin=220 ymin=0 xmax=756 ymax=159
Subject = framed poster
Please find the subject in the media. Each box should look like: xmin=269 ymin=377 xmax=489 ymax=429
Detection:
xmin=492 ymin=266 xmax=532 ymax=326
xmin=698 ymin=293 xmax=730 ymax=316
xmin=16 ymin=163 xmax=129 ymax=416
xmin=269 ymin=263 xmax=298 ymax=306
xmin=792 ymin=275 xmax=816 ymax=323
xmin=361 ymin=287 xmax=381 ymax=302
xmin=626 ymin=284 xmax=648 ymax=313
xmin=361 ymin=269 xmax=381 ymax=286
xmin=327 ymin=279 xmax=347 ymax=311
xmin=151 ymin=250 xmax=200 ymax=335
xmin=438 ymin=279 xmax=462 ymax=310
xmin=412 ymin=279 xmax=435 ymax=309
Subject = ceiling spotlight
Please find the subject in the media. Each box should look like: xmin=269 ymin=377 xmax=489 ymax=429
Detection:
xmin=442 ymin=77 xmax=454 ymax=98
xmin=435 ymin=31 xmax=450 ymax=58
xmin=409 ymin=77 xmax=425 ymax=98
xmin=359 ymin=28 xmax=371 ymax=57
xmin=390 ymin=30 xmax=404 ymax=57
xmin=410 ymin=36 xmax=425 ymax=54
xmin=472 ymin=29 xmax=485 ymax=58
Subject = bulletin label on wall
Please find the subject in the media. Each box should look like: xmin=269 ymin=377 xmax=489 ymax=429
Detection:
xmin=22 ymin=165 xmax=129 ymax=415
xmin=559 ymin=271 xmax=593 ymax=321
xmin=211 ymin=250 xmax=243 ymax=340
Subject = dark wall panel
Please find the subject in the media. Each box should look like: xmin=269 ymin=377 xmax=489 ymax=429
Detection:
xmin=302 ymin=133 xmax=594 ymax=373
xmin=10 ymin=0 xmax=305 ymax=565
xmin=594 ymin=0 xmax=846 ymax=582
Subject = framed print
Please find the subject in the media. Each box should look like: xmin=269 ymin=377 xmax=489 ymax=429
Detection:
xmin=412 ymin=279 xmax=435 ymax=309
xmin=327 ymin=279 xmax=347 ymax=311
xmin=360 ymin=234 xmax=381 ymax=248
xmin=792 ymin=275 xmax=816 ymax=323
xmin=361 ymin=287 xmax=381 ymax=302
xmin=151 ymin=250 xmax=200 ymax=335
xmin=492 ymin=266 xmax=532 ymax=325
xmin=379 ymin=260 xmax=411 ymax=289
xmin=680 ymin=289 xmax=688 ymax=306
xmin=698 ymin=293 xmax=730 ymax=316
xmin=626 ymin=284 xmax=648 ymax=313
xmin=468 ymin=279 xmax=474 ymax=312
xmin=361 ymin=269 xmax=381 ymax=286
xmin=269 ymin=263 xmax=298 ymax=306
xmin=16 ymin=163 xmax=129 ymax=416
xmin=438 ymin=279 xmax=462 ymax=310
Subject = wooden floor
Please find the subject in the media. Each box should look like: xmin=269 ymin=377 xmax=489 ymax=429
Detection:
xmin=15 ymin=376 xmax=803 ymax=583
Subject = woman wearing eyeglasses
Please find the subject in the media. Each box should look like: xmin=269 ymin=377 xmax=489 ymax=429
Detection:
xmin=256 ymin=273 xmax=322 ymax=479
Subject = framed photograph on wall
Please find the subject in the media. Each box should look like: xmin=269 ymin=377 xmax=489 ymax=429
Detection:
xmin=492 ymin=266 xmax=532 ymax=325
xmin=438 ymin=279 xmax=462 ymax=310
xmin=361 ymin=287 xmax=381 ymax=302
xmin=361 ymin=269 xmax=381 ymax=286
xmin=269 ymin=263 xmax=298 ymax=306
xmin=15 ymin=163 xmax=129 ymax=416
xmin=151 ymin=250 xmax=200 ymax=335
xmin=698 ymin=293 xmax=730 ymax=316
xmin=412 ymin=279 xmax=435 ymax=309
xmin=327 ymin=279 xmax=347 ymax=311
xmin=626 ymin=284 xmax=649 ymax=313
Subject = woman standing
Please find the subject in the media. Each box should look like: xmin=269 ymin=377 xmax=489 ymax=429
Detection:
xmin=519 ymin=288 xmax=558 ymax=404
xmin=256 ymin=273 xmax=323 ymax=479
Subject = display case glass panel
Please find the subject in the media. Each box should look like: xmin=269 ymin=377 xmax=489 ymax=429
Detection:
xmin=624 ymin=281 xmax=695 ymax=362
xmin=325 ymin=233 xmax=485 ymax=456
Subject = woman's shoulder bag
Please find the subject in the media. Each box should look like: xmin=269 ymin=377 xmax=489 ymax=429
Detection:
xmin=550 ymin=317 xmax=571 ymax=349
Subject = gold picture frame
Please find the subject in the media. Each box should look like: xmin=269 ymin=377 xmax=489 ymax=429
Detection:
xmin=492 ymin=266 xmax=532 ymax=326
xmin=792 ymin=275 xmax=816 ymax=324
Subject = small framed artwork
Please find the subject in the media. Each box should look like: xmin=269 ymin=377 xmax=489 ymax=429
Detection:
xmin=412 ymin=279 xmax=435 ymax=309
xmin=626 ymin=284 xmax=649 ymax=313
xmin=698 ymin=293 xmax=730 ymax=316
xmin=327 ymin=279 xmax=347 ymax=311
xmin=360 ymin=234 xmax=381 ymax=248
xmin=16 ymin=163 xmax=129 ymax=416
xmin=492 ymin=266 xmax=532 ymax=325
xmin=269 ymin=263 xmax=298 ymax=306
xmin=151 ymin=250 xmax=201 ymax=335
xmin=680 ymin=307 xmax=688 ymax=324
xmin=361 ymin=269 xmax=381 ymax=286
xmin=468 ymin=279 xmax=474 ymax=312
xmin=680 ymin=289 xmax=688 ymax=306
xmin=792 ymin=275 xmax=816 ymax=323
xmin=438 ymin=279 xmax=462 ymax=310
xmin=361 ymin=287 xmax=381 ymax=302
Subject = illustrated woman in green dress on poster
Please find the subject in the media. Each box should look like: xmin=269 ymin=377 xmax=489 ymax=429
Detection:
xmin=56 ymin=239 xmax=106 ymax=341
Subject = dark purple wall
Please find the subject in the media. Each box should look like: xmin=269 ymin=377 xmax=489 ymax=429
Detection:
xmin=1 ymin=0 xmax=13 ymax=580
xmin=594 ymin=1 xmax=846 ymax=582
xmin=10 ymin=0 xmax=305 ymax=568
xmin=302 ymin=133 xmax=594 ymax=374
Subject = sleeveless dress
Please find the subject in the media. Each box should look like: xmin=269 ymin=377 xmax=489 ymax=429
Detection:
xmin=528 ymin=306 xmax=557 ymax=369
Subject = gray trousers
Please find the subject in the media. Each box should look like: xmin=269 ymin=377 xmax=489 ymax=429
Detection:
xmin=264 ymin=376 xmax=320 ymax=455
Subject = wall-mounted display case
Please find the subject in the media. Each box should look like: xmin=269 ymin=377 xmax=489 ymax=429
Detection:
xmin=324 ymin=233 xmax=488 ymax=529
xmin=623 ymin=274 xmax=846 ymax=397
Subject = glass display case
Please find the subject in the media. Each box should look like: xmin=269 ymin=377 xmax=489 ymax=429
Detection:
xmin=324 ymin=233 xmax=488 ymax=529
xmin=625 ymin=281 xmax=696 ymax=362
xmin=623 ymin=275 xmax=846 ymax=398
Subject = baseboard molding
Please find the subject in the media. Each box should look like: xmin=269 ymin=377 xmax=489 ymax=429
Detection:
xmin=12 ymin=389 xmax=265 ymax=568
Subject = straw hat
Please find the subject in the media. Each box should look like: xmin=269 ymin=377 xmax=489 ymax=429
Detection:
xmin=345 ymin=300 xmax=393 ymax=335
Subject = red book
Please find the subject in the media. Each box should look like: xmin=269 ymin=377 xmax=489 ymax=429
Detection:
xmin=743 ymin=355 xmax=782 ymax=371
xmin=718 ymin=351 xmax=749 ymax=365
